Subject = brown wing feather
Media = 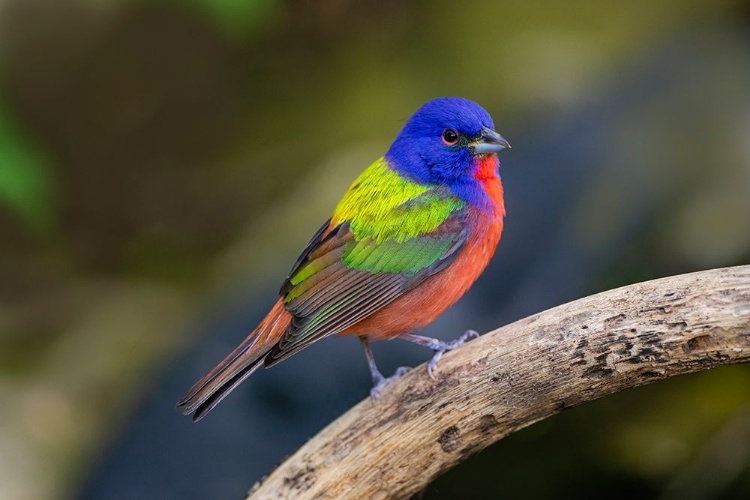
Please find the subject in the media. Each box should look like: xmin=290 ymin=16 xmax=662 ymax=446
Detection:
xmin=265 ymin=212 xmax=468 ymax=367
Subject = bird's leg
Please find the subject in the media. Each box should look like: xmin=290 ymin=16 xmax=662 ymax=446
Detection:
xmin=359 ymin=336 xmax=411 ymax=402
xmin=399 ymin=330 xmax=480 ymax=380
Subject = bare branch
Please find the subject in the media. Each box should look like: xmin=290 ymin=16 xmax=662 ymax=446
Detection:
xmin=246 ymin=266 xmax=750 ymax=500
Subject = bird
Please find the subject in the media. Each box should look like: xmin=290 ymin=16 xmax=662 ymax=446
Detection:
xmin=178 ymin=97 xmax=510 ymax=421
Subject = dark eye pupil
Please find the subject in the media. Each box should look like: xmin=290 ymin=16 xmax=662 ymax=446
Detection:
xmin=443 ymin=128 xmax=458 ymax=144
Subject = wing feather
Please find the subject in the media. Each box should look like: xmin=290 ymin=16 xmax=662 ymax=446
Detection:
xmin=267 ymin=183 xmax=469 ymax=366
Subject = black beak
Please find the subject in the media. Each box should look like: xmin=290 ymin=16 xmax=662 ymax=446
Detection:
xmin=469 ymin=127 xmax=511 ymax=155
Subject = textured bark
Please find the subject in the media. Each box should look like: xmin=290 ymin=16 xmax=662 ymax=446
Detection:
xmin=246 ymin=266 xmax=750 ymax=500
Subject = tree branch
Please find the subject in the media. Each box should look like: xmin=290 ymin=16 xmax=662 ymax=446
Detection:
xmin=246 ymin=266 xmax=750 ymax=500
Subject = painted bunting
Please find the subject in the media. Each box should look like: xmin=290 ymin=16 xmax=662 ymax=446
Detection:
xmin=178 ymin=97 xmax=510 ymax=421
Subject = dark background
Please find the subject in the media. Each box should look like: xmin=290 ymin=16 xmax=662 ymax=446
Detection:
xmin=1 ymin=1 xmax=749 ymax=499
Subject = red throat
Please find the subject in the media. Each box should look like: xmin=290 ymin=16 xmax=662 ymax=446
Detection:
xmin=474 ymin=154 xmax=499 ymax=180
xmin=474 ymin=154 xmax=506 ymax=218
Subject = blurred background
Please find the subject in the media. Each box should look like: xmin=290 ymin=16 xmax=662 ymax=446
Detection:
xmin=1 ymin=0 xmax=750 ymax=499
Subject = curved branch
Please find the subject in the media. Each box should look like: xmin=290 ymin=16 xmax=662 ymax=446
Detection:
xmin=246 ymin=266 xmax=750 ymax=500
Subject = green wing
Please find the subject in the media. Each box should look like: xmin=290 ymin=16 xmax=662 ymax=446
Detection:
xmin=267 ymin=192 xmax=468 ymax=365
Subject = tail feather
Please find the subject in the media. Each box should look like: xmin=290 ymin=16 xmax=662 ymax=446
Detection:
xmin=191 ymin=351 xmax=268 ymax=422
xmin=177 ymin=299 xmax=290 ymax=421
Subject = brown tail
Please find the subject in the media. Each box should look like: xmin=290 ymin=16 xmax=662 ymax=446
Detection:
xmin=177 ymin=300 xmax=291 ymax=422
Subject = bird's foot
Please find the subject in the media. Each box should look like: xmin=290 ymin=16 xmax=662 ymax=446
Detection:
xmin=370 ymin=366 xmax=411 ymax=402
xmin=400 ymin=330 xmax=480 ymax=380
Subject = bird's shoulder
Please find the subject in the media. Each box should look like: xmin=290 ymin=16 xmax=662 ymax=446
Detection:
xmin=279 ymin=158 xmax=470 ymax=298
xmin=332 ymin=157 xmax=466 ymax=243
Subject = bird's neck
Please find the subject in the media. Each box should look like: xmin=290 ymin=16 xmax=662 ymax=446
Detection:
xmin=446 ymin=155 xmax=505 ymax=219
xmin=473 ymin=155 xmax=505 ymax=219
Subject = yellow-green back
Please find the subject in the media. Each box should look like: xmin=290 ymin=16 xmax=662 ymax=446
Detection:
xmin=332 ymin=157 xmax=465 ymax=243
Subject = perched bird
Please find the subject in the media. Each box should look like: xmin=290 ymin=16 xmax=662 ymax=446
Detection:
xmin=178 ymin=97 xmax=510 ymax=421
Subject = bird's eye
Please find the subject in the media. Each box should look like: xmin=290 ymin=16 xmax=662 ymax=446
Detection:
xmin=442 ymin=128 xmax=459 ymax=146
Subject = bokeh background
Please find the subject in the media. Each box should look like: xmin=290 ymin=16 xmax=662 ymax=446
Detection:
xmin=1 ymin=0 xmax=750 ymax=499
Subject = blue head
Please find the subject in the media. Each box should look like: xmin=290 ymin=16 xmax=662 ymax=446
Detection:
xmin=385 ymin=97 xmax=509 ymax=197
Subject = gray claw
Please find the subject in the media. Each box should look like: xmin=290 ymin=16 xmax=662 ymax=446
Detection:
xmin=370 ymin=366 xmax=411 ymax=402
xmin=427 ymin=330 xmax=480 ymax=379
xmin=427 ymin=352 xmax=442 ymax=380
